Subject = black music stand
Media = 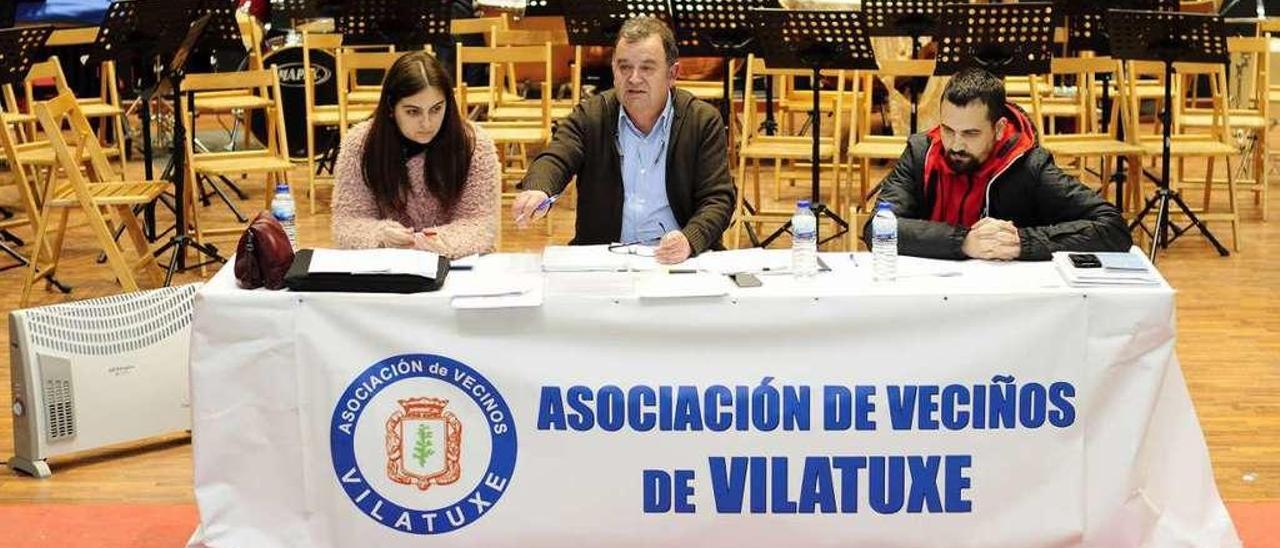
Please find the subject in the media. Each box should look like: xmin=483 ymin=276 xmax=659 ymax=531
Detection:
xmin=148 ymin=14 xmax=229 ymax=283
xmin=671 ymin=0 xmax=777 ymax=132
xmin=863 ymin=0 xmax=944 ymax=135
xmin=564 ymin=0 xmax=671 ymax=90
xmin=751 ymin=8 xmax=878 ymax=247
xmin=935 ymin=3 xmax=1054 ymax=78
xmin=524 ymin=0 xmax=563 ymax=17
xmin=337 ymin=0 xmax=452 ymax=50
xmin=87 ymin=0 xmax=194 ymax=245
xmin=0 ymin=26 xmax=69 ymax=291
xmin=565 ymin=0 xmax=671 ymax=44
xmin=1109 ymin=9 xmax=1232 ymax=260
xmin=150 ymin=0 xmax=254 ymax=220
xmin=1053 ymin=0 xmax=1173 ymax=213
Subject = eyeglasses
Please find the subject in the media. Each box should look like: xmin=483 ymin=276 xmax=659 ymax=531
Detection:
xmin=608 ymin=222 xmax=667 ymax=256
xmin=607 ymin=241 xmax=657 ymax=257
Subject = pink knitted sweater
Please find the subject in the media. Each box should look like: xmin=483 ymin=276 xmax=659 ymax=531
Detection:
xmin=331 ymin=121 xmax=500 ymax=258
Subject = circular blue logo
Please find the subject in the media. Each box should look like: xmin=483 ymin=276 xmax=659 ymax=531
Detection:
xmin=330 ymin=354 xmax=517 ymax=535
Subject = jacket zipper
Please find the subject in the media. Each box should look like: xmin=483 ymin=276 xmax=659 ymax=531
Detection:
xmin=982 ymin=148 xmax=1031 ymax=218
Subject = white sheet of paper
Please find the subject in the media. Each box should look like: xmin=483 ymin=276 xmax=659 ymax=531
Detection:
xmin=541 ymin=245 xmax=634 ymax=272
xmin=540 ymin=245 xmax=699 ymax=272
xmin=448 ymin=274 xmax=537 ymax=298
xmin=307 ymin=248 xmax=440 ymax=277
xmin=543 ymin=272 xmax=637 ymax=298
xmin=697 ymin=248 xmax=792 ymax=274
xmin=635 ymin=272 xmax=731 ymax=299
xmin=450 ymin=274 xmax=544 ymax=309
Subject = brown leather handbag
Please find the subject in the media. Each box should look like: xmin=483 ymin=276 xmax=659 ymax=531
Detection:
xmin=235 ymin=210 xmax=296 ymax=290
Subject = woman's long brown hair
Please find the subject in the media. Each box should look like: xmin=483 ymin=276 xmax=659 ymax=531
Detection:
xmin=361 ymin=51 xmax=473 ymax=216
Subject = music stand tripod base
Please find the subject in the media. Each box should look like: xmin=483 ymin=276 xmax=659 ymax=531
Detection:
xmin=1108 ymin=9 xmax=1232 ymax=260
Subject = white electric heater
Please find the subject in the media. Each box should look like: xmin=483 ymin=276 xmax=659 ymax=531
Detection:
xmin=8 ymin=284 xmax=200 ymax=478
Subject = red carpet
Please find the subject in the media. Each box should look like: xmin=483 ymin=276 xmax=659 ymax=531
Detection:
xmin=1230 ymin=501 xmax=1280 ymax=548
xmin=0 ymin=504 xmax=198 ymax=548
xmin=0 ymin=501 xmax=1275 ymax=546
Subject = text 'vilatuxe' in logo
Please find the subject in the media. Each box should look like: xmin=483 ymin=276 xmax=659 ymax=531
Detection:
xmin=330 ymin=354 xmax=517 ymax=535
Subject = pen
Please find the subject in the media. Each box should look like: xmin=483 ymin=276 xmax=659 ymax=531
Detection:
xmin=515 ymin=193 xmax=560 ymax=223
xmin=669 ymin=269 xmax=697 ymax=274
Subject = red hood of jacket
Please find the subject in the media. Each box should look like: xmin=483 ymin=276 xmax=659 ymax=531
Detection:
xmin=922 ymin=102 xmax=1037 ymax=228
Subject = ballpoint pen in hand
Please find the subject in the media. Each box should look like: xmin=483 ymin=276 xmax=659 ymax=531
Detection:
xmin=515 ymin=193 xmax=560 ymax=224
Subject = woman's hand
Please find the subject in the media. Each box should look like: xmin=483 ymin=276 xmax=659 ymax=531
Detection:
xmin=378 ymin=223 xmax=416 ymax=248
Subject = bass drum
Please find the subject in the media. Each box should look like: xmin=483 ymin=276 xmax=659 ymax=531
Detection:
xmin=250 ymin=46 xmax=337 ymax=160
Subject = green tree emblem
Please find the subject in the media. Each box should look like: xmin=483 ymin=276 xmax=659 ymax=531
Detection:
xmin=413 ymin=423 xmax=435 ymax=467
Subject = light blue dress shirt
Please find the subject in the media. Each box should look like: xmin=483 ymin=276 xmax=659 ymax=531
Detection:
xmin=617 ymin=92 xmax=679 ymax=244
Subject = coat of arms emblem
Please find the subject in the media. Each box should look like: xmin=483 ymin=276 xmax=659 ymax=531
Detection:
xmin=386 ymin=397 xmax=462 ymax=490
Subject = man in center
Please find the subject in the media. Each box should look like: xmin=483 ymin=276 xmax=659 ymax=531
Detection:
xmin=511 ymin=16 xmax=735 ymax=264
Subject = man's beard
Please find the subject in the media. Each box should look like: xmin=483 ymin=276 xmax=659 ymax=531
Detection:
xmin=945 ymin=151 xmax=979 ymax=174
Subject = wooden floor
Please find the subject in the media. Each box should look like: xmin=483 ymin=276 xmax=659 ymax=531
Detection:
xmin=0 ymin=135 xmax=1277 ymax=505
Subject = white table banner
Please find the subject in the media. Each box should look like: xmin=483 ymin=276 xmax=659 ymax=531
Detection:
xmin=189 ymin=264 xmax=1238 ymax=547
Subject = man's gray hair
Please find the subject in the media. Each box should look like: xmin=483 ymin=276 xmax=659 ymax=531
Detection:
xmin=616 ymin=16 xmax=679 ymax=66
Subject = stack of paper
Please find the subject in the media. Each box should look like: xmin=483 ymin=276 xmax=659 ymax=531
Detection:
xmin=541 ymin=245 xmax=638 ymax=272
xmin=449 ymin=273 xmax=543 ymax=309
xmin=308 ymin=248 xmax=441 ymax=277
xmin=1052 ymin=252 xmax=1162 ymax=287
xmin=696 ymin=248 xmax=793 ymax=274
xmin=635 ymin=272 xmax=731 ymax=299
xmin=541 ymin=245 xmax=701 ymax=272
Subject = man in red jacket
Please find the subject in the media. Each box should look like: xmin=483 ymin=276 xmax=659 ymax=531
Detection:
xmin=867 ymin=67 xmax=1132 ymax=261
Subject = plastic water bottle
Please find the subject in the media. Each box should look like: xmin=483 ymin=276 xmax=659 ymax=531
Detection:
xmin=271 ymin=183 xmax=298 ymax=250
xmin=792 ymin=199 xmax=818 ymax=279
xmin=872 ymin=201 xmax=898 ymax=282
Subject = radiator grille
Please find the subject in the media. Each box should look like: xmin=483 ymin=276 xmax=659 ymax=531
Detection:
xmin=21 ymin=284 xmax=201 ymax=356
xmin=41 ymin=366 xmax=75 ymax=441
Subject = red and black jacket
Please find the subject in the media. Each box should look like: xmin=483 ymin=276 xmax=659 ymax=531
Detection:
xmin=864 ymin=102 xmax=1132 ymax=260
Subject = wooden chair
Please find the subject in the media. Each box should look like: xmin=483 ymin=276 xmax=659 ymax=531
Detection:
xmin=179 ymin=69 xmax=293 ymax=246
xmin=1122 ymin=60 xmax=1242 ymax=251
xmin=450 ymin=15 xmax=520 ymax=114
xmin=844 ymin=59 xmax=935 ymax=213
xmin=676 ymin=60 xmax=729 ymax=104
xmin=189 ymin=12 xmax=275 ymax=152
xmin=335 ymin=49 xmax=403 ymax=140
xmin=302 ymin=31 xmax=377 ymax=213
xmin=456 ymin=41 xmax=553 ymax=250
xmin=487 ymin=28 xmax=581 ymax=122
xmin=0 ymin=83 xmax=100 ymax=256
xmin=1029 ymin=56 xmax=1145 ymax=209
xmin=23 ymin=56 xmax=128 ymax=176
xmin=23 ymin=93 xmax=168 ymax=306
xmin=0 ymin=90 xmax=48 ymax=266
xmin=1179 ymin=36 xmax=1269 ymax=220
xmin=733 ymin=55 xmax=845 ymax=249
xmin=845 ymin=203 xmax=863 ymax=252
